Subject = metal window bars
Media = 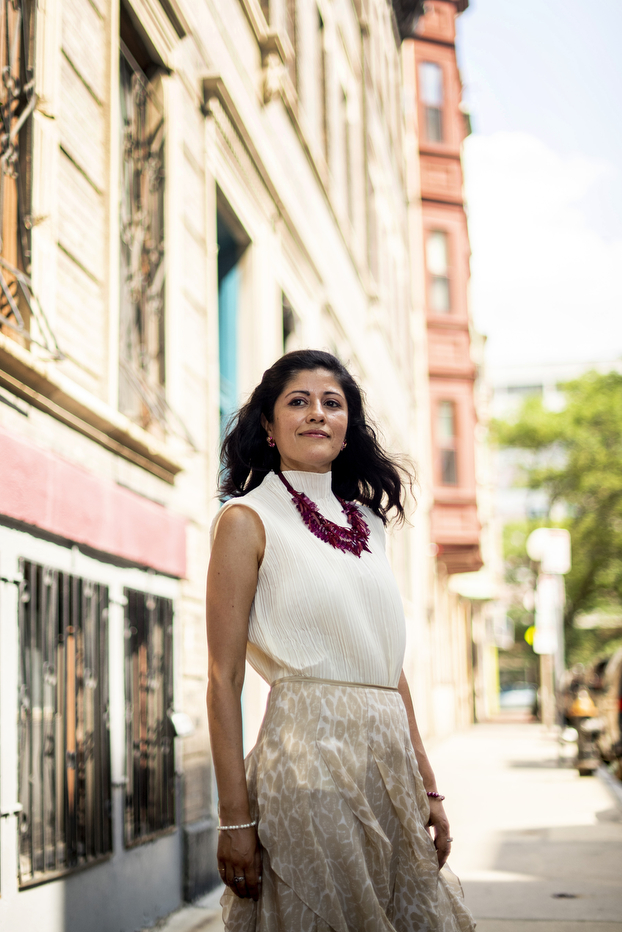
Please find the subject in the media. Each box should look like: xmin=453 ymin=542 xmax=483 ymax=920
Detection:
xmin=17 ymin=560 xmax=112 ymax=886
xmin=124 ymin=588 xmax=175 ymax=845
xmin=0 ymin=0 xmax=62 ymax=358
xmin=118 ymin=39 xmax=167 ymax=434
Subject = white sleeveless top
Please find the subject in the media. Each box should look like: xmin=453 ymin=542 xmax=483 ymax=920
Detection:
xmin=214 ymin=469 xmax=406 ymax=688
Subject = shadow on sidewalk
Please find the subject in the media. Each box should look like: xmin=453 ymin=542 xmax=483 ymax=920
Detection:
xmin=462 ymin=817 xmax=622 ymax=923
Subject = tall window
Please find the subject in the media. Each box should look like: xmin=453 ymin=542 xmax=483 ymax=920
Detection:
xmin=282 ymin=291 xmax=297 ymax=352
xmin=419 ymin=61 xmax=443 ymax=143
xmin=0 ymin=0 xmax=36 ymax=346
xmin=285 ymin=0 xmax=298 ymax=92
xmin=342 ymin=90 xmax=353 ymax=226
xmin=426 ymin=230 xmax=450 ymax=313
xmin=438 ymin=401 xmax=458 ymax=485
xmin=119 ymin=8 xmax=166 ymax=433
xmin=317 ymin=9 xmax=328 ymax=165
xmin=367 ymin=168 xmax=378 ymax=283
xmin=124 ymin=589 xmax=175 ymax=845
xmin=18 ymin=561 xmax=112 ymax=886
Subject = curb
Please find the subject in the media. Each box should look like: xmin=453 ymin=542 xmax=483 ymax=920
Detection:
xmin=597 ymin=764 xmax=622 ymax=811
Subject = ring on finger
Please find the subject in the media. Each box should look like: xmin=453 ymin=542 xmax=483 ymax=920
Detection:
xmin=447 ymin=837 xmax=454 ymax=842
xmin=234 ymin=875 xmax=245 ymax=883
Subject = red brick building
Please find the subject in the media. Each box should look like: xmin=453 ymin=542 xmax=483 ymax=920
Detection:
xmin=412 ymin=0 xmax=482 ymax=574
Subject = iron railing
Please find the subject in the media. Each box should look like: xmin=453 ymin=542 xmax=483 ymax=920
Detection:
xmin=17 ymin=560 xmax=112 ymax=886
xmin=0 ymin=0 xmax=61 ymax=358
xmin=124 ymin=588 xmax=175 ymax=845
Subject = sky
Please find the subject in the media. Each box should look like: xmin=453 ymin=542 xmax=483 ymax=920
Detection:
xmin=456 ymin=0 xmax=622 ymax=370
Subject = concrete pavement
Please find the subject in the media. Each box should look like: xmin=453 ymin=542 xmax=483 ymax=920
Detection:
xmin=144 ymin=721 xmax=622 ymax=932
xmin=433 ymin=722 xmax=622 ymax=932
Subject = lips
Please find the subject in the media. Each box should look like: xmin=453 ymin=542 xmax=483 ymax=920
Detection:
xmin=300 ymin=431 xmax=329 ymax=438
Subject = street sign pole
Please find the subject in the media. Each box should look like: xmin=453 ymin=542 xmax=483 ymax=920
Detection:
xmin=527 ymin=529 xmax=571 ymax=729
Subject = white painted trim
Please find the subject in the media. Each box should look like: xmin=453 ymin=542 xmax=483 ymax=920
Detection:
xmin=0 ymin=546 xmax=20 ymax=899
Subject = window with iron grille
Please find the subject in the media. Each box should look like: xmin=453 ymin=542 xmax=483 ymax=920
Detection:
xmin=118 ymin=7 xmax=166 ymax=435
xmin=342 ymin=89 xmax=353 ymax=227
xmin=124 ymin=588 xmax=175 ymax=845
xmin=0 ymin=0 xmax=36 ymax=346
xmin=317 ymin=9 xmax=328 ymax=166
xmin=17 ymin=561 xmax=112 ymax=887
xmin=285 ymin=0 xmax=298 ymax=92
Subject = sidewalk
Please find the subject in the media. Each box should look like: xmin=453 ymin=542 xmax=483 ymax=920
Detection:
xmin=433 ymin=722 xmax=622 ymax=932
xmin=145 ymin=722 xmax=622 ymax=932
xmin=143 ymin=886 xmax=225 ymax=932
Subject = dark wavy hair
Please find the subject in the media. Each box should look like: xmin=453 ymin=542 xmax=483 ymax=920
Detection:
xmin=219 ymin=350 xmax=414 ymax=524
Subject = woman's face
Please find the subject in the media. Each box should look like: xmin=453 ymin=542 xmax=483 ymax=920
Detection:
xmin=262 ymin=368 xmax=348 ymax=473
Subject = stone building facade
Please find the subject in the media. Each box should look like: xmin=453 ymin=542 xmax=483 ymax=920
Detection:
xmin=0 ymin=0 xmax=484 ymax=929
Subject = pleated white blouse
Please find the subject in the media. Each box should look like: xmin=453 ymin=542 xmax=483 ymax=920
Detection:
xmin=214 ymin=469 xmax=406 ymax=688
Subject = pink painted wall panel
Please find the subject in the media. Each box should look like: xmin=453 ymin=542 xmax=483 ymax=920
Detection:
xmin=0 ymin=427 xmax=186 ymax=577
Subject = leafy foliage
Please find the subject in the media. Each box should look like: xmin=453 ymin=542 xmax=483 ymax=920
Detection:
xmin=494 ymin=371 xmax=622 ymax=663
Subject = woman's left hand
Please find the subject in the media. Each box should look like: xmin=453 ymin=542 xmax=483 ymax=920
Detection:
xmin=427 ymin=797 xmax=452 ymax=869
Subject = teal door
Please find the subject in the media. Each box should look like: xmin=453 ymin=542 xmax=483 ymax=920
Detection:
xmin=218 ymin=262 xmax=239 ymax=433
xmin=217 ymin=214 xmax=242 ymax=434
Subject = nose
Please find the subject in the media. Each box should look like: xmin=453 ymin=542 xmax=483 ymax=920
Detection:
xmin=307 ymin=397 xmax=325 ymax=421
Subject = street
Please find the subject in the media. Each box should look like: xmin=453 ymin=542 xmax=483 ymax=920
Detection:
xmin=149 ymin=722 xmax=622 ymax=932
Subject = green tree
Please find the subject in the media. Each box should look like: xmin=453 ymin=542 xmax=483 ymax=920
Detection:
xmin=495 ymin=371 xmax=622 ymax=663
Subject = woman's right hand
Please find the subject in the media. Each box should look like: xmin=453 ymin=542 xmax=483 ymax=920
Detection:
xmin=218 ymin=825 xmax=262 ymax=900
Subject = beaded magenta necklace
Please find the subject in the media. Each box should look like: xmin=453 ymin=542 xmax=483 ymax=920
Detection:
xmin=277 ymin=471 xmax=371 ymax=558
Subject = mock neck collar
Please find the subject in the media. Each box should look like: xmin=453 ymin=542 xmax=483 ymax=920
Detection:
xmin=279 ymin=469 xmax=333 ymax=502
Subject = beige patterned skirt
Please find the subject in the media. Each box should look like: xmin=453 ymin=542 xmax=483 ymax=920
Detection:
xmin=221 ymin=680 xmax=475 ymax=932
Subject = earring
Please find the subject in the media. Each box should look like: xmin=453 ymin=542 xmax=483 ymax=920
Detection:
xmin=341 ymin=441 xmax=347 ymax=451
xmin=267 ymin=436 xmax=276 ymax=448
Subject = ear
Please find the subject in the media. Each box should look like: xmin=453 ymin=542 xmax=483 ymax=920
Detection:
xmin=260 ymin=413 xmax=271 ymax=434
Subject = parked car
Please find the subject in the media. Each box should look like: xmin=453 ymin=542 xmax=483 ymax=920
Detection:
xmin=589 ymin=648 xmax=622 ymax=780
xmin=499 ymin=682 xmax=538 ymax=713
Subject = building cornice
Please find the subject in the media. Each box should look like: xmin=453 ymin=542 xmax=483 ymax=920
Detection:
xmin=392 ymin=0 xmax=426 ymax=41
xmin=427 ymin=316 xmax=470 ymax=331
xmin=413 ymin=34 xmax=456 ymax=50
xmin=428 ymin=366 xmax=476 ymax=381
xmin=421 ymin=195 xmax=465 ymax=208
xmin=419 ymin=147 xmax=462 ymax=161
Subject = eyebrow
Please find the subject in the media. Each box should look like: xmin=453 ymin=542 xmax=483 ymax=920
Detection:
xmin=284 ymin=389 xmax=344 ymax=398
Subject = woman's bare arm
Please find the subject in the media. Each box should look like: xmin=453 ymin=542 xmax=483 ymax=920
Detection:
xmin=206 ymin=504 xmax=265 ymax=900
xmin=398 ymin=669 xmax=452 ymax=868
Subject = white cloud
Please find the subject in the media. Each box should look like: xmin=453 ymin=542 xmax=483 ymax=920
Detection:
xmin=463 ymin=132 xmax=622 ymax=367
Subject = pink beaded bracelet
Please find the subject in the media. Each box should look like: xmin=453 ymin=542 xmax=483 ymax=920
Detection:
xmin=426 ymin=791 xmax=445 ymax=801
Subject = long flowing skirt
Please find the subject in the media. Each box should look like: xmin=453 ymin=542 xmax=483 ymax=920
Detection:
xmin=221 ymin=680 xmax=475 ymax=932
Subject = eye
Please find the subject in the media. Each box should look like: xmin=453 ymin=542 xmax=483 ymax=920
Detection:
xmin=325 ymin=399 xmax=342 ymax=408
xmin=288 ymin=397 xmax=306 ymax=406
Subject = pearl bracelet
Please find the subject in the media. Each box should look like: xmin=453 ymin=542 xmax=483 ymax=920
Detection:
xmin=426 ymin=791 xmax=445 ymax=801
xmin=217 ymin=819 xmax=257 ymax=832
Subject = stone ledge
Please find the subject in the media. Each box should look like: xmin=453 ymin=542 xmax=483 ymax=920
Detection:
xmin=0 ymin=334 xmax=184 ymax=483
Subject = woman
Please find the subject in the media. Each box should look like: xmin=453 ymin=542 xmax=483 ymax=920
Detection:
xmin=206 ymin=350 xmax=474 ymax=932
